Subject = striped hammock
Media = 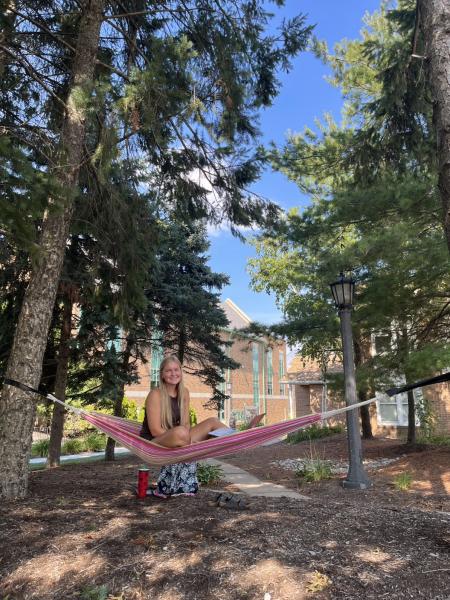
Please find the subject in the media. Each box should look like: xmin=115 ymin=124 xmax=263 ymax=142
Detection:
xmin=6 ymin=370 xmax=450 ymax=467
xmin=81 ymin=410 xmax=324 ymax=466
xmin=50 ymin=392 xmax=374 ymax=466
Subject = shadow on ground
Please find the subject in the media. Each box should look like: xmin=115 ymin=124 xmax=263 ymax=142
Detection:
xmin=0 ymin=445 xmax=449 ymax=600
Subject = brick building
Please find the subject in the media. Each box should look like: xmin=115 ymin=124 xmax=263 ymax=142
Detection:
xmin=286 ymin=354 xmax=450 ymax=436
xmin=124 ymin=299 xmax=290 ymax=426
xmin=285 ymin=355 xmax=347 ymax=428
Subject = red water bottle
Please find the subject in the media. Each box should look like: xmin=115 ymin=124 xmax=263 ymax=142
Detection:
xmin=137 ymin=468 xmax=149 ymax=498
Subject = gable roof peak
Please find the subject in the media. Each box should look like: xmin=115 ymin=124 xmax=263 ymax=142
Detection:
xmin=221 ymin=298 xmax=252 ymax=329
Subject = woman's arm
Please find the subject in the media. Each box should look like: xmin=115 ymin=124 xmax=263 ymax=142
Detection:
xmin=182 ymin=388 xmax=191 ymax=428
xmin=145 ymin=389 xmax=166 ymax=437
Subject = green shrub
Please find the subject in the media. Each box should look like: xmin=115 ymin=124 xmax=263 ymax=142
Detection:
xmin=295 ymin=459 xmax=333 ymax=483
xmin=287 ymin=424 xmax=344 ymax=444
xmin=189 ymin=407 xmax=198 ymax=426
xmin=418 ymin=434 xmax=450 ymax=447
xmin=237 ymin=422 xmax=251 ymax=431
xmin=197 ymin=463 xmax=224 ymax=485
xmin=31 ymin=439 xmax=50 ymax=457
xmin=122 ymin=397 xmax=141 ymax=421
xmin=393 ymin=472 xmax=413 ymax=491
xmin=416 ymin=397 xmax=437 ymax=440
xmin=61 ymin=438 xmax=87 ymax=455
xmin=84 ymin=432 xmax=107 ymax=452
xmin=80 ymin=585 xmax=109 ymax=600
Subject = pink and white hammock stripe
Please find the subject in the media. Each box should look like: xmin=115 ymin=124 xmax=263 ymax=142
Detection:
xmin=47 ymin=393 xmax=375 ymax=467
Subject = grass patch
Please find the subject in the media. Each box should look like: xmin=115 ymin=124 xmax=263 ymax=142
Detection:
xmin=31 ymin=439 xmax=50 ymax=457
xmin=393 ymin=472 xmax=413 ymax=491
xmin=287 ymin=424 xmax=344 ymax=444
xmin=84 ymin=432 xmax=107 ymax=452
xmin=80 ymin=584 xmax=109 ymax=600
xmin=295 ymin=458 xmax=333 ymax=483
xmin=61 ymin=438 xmax=87 ymax=454
xmin=197 ymin=463 xmax=224 ymax=485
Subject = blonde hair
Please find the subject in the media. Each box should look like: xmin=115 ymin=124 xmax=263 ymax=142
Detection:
xmin=159 ymin=355 xmax=186 ymax=430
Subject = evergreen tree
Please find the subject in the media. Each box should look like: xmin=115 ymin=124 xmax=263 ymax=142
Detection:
xmin=249 ymin=4 xmax=450 ymax=442
xmin=150 ymin=219 xmax=238 ymax=409
xmin=0 ymin=0 xmax=312 ymax=499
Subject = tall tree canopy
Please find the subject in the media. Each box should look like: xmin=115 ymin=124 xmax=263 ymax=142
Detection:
xmin=249 ymin=2 xmax=450 ymax=441
xmin=0 ymin=0 xmax=312 ymax=498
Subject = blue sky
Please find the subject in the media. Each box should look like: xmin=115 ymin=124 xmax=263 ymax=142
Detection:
xmin=208 ymin=0 xmax=381 ymax=324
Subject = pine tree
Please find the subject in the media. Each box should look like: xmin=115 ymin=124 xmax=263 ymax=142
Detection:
xmin=0 ymin=0 xmax=105 ymax=499
xmin=249 ymin=3 xmax=450 ymax=442
xmin=0 ymin=1 xmax=312 ymax=498
xmin=150 ymin=219 xmax=238 ymax=410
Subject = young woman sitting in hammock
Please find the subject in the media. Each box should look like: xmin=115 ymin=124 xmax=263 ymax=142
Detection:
xmin=140 ymin=355 xmax=226 ymax=447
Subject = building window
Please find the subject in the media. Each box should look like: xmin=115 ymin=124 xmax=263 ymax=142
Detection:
xmin=377 ymin=389 xmax=422 ymax=426
xmin=252 ymin=342 xmax=259 ymax=406
xmin=110 ymin=327 xmax=122 ymax=352
xmin=279 ymin=351 xmax=285 ymax=394
xmin=374 ymin=334 xmax=391 ymax=355
xmin=266 ymin=347 xmax=273 ymax=395
xmin=150 ymin=333 xmax=163 ymax=389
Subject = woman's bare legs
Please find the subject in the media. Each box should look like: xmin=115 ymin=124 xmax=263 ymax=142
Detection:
xmin=151 ymin=425 xmax=191 ymax=448
xmin=190 ymin=417 xmax=226 ymax=442
xmin=150 ymin=418 xmax=227 ymax=446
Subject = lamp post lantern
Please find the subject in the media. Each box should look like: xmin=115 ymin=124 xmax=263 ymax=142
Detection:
xmin=330 ymin=273 xmax=371 ymax=489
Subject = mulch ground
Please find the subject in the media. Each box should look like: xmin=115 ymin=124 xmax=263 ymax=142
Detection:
xmin=0 ymin=436 xmax=449 ymax=600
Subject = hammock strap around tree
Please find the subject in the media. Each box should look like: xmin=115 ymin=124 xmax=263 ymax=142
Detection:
xmin=5 ymin=370 xmax=450 ymax=466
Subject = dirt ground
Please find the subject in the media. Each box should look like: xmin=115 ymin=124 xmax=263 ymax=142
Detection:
xmin=0 ymin=436 xmax=449 ymax=600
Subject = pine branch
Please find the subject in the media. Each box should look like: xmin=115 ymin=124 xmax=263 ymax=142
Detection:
xmin=0 ymin=44 xmax=67 ymax=109
xmin=9 ymin=6 xmax=130 ymax=81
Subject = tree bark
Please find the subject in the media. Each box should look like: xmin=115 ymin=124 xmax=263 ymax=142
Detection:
xmin=104 ymin=341 xmax=132 ymax=462
xmin=178 ymin=326 xmax=187 ymax=363
xmin=0 ymin=0 xmax=105 ymax=499
xmin=47 ymin=293 xmax=74 ymax=467
xmin=359 ymin=389 xmax=374 ymax=440
xmin=0 ymin=1 xmax=16 ymax=77
xmin=419 ymin=0 xmax=450 ymax=252
xmin=353 ymin=336 xmax=373 ymax=439
xmin=406 ymin=389 xmax=416 ymax=445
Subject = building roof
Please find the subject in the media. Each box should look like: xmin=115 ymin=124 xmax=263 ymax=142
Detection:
xmin=288 ymin=354 xmax=343 ymax=382
xmin=221 ymin=298 xmax=252 ymax=330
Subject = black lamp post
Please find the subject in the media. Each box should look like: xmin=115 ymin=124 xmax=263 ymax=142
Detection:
xmin=330 ymin=273 xmax=371 ymax=489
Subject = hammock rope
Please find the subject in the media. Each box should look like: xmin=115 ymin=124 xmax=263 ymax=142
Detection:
xmin=5 ymin=371 xmax=450 ymax=466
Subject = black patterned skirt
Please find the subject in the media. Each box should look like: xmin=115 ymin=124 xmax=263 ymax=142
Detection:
xmin=156 ymin=462 xmax=199 ymax=497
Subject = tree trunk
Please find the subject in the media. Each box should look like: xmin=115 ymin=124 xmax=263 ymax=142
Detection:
xmin=406 ymin=389 xmax=416 ymax=445
xmin=0 ymin=1 xmax=16 ymax=77
xmin=178 ymin=326 xmax=187 ymax=363
xmin=359 ymin=389 xmax=373 ymax=440
xmin=419 ymin=0 xmax=450 ymax=252
xmin=353 ymin=336 xmax=373 ymax=439
xmin=0 ymin=0 xmax=105 ymax=499
xmin=47 ymin=294 xmax=74 ymax=467
xmin=105 ymin=340 xmax=132 ymax=462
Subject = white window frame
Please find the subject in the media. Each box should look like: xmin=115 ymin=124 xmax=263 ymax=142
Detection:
xmin=376 ymin=388 xmax=422 ymax=427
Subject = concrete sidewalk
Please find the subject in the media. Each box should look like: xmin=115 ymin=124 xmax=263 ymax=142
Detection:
xmin=29 ymin=447 xmax=130 ymax=466
xmin=207 ymin=458 xmax=310 ymax=501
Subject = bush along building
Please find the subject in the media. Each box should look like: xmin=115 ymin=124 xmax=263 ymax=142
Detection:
xmin=124 ymin=299 xmax=289 ymax=426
